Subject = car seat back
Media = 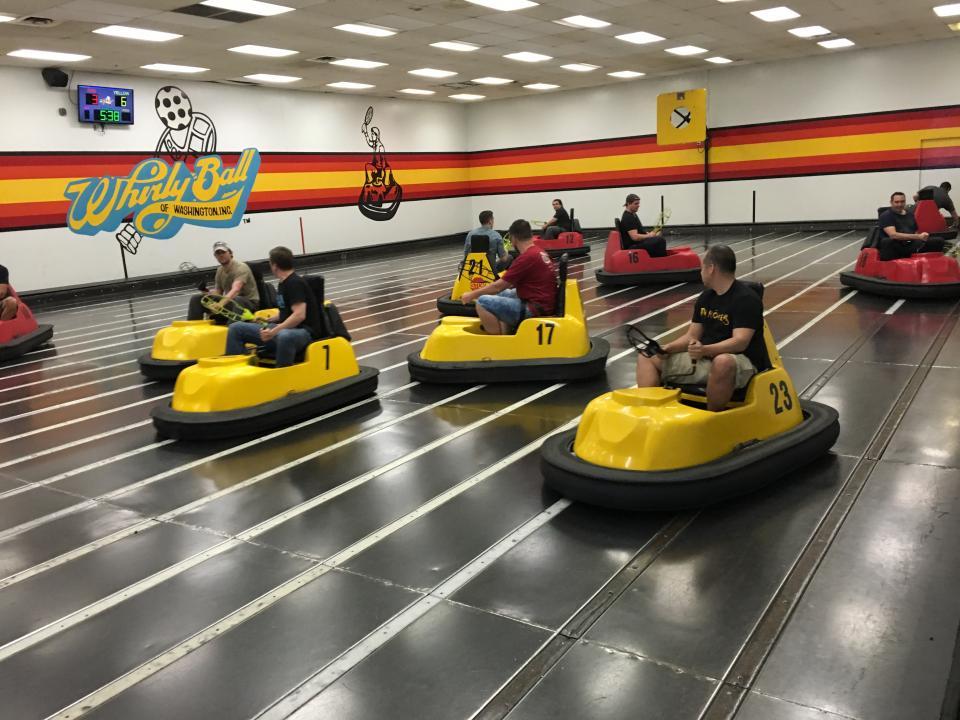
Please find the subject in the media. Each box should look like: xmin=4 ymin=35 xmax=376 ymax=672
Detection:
xmin=915 ymin=198 xmax=948 ymax=234
xmin=614 ymin=217 xmax=628 ymax=250
xmin=569 ymin=208 xmax=582 ymax=233
xmin=553 ymin=253 xmax=568 ymax=317
xmin=468 ymin=234 xmax=491 ymax=253
xmin=251 ymin=264 xmax=277 ymax=309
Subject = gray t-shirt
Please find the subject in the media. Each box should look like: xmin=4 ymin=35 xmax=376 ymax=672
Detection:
xmin=214 ymin=260 xmax=259 ymax=305
xmin=921 ymin=185 xmax=956 ymax=214
xmin=463 ymin=226 xmax=506 ymax=269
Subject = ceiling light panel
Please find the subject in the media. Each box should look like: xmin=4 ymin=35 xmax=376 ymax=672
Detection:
xmin=818 ymin=37 xmax=854 ymax=48
xmin=616 ymin=31 xmax=665 ymax=44
xmin=142 ymin=63 xmax=207 ymax=72
xmin=524 ymin=83 xmax=558 ymax=90
xmin=934 ymin=4 xmax=960 ymax=17
xmin=558 ymin=15 xmax=609 ymax=28
xmin=503 ymin=51 xmax=552 ymax=62
xmin=9 ymin=49 xmax=90 ymax=62
xmin=450 ymin=93 xmax=485 ymax=100
xmin=0 ymin=15 xmax=14 ymax=22
xmin=608 ymin=70 xmax=645 ymax=78
xmin=430 ymin=41 xmax=480 ymax=52
xmin=465 ymin=0 xmax=537 ymax=10
xmin=950 ymin=21 xmax=960 ymax=30
xmin=666 ymin=45 xmax=707 ymax=55
xmin=229 ymin=44 xmax=297 ymax=57
xmin=400 ymin=88 xmax=436 ymax=95
xmin=245 ymin=73 xmax=301 ymax=82
xmin=327 ymin=81 xmax=373 ymax=89
xmin=472 ymin=76 xmax=513 ymax=84
xmin=788 ymin=25 xmax=830 ymax=37
xmin=201 ymin=0 xmax=293 ymax=16
xmin=409 ymin=67 xmax=457 ymax=78
xmin=334 ymin=23 xmax=396 ymax=37
xmin=751 ymin=6 xmax=801 ymax=22
xmin=93 ymin=26 xmax=182 ymax=42
xmin=561 ymin=63 xmax=599 ymax=71
xmin=706 ymin=56 xmax=732 ymax=63
xmin=330 ymin=58 xmax=387 ymax=69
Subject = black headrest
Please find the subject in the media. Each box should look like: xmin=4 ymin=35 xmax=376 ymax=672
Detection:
xmin=917 ymin=187 xmax=936 ymax=201
xmin=305 ymin=274 xmax=325 ymax=305
xmin=569 ymin=207 xmax=575 ymax=221
xmin=740 ymin=280 xmax=764 ymax=301
xmin=613 ymin=217 xmax=622 ymax=231
xmin=555 ymin=253 xmax=568 ymax=316
xmin=469 ymin=234 xmax=490 ymax=253
xmin=877 ymin=206 xmax=889 ymax=218
xmin=862 ymin=226 xmax=883 ymax=250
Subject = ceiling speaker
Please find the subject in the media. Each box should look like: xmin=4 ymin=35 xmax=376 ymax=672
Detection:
xmin=41 ymin=67 xmax=68 ymax=88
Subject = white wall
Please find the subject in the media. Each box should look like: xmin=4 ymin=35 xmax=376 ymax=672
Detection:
xmin=0 ymin=66 xmax=470 ymax=291
xmin=467 ymin=39 xmax=960 ymax=229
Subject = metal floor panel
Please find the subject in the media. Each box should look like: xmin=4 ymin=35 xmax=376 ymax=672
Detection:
xmin=0 ymin=233 xmax=956 ymax=720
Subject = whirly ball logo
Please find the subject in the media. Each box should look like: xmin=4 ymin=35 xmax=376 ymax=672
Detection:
xmin=64 ymin=86 xmax=259 ymax=241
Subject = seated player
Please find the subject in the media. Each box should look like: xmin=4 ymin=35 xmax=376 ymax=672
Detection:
xmin=225 ymin=246 xmax=324 ymax=367
xmin=460 ymin=219 xmax=557 ymax=335
xmin=635 ymin=245 xmax=768 ymax=412
xmin=620 ymin=193 xmax=667 ymax=257
xmin=0 ymin=264 xmax=19 ymax=321
xmin=878 ymin=191 xmax=943 ymax=261
xmin=541 ymin=199 xmax=572 ymax=240
xmin=464 ymin=210 xmax=509 ymax=271
xmin=187 ymin=241 xmax=261 ymax=323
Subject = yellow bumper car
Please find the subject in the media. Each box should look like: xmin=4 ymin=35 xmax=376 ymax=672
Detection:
xmin=151 ymin=335 xmax=378 ymax=440
xmin=540 ymin=312 xmax=839 ymax=510
xmin=436 ymin=234 xmax=499 ymax=317
xmin=411 ymin=256 xmax=609 ymax=383
xmin=138 ymin=302 xmax=276 ymax=380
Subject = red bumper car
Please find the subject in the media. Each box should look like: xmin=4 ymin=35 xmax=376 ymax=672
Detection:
xmin=595 ymin=219 xmax=701 ymax=286
xmin=0 ymin=289 xmax=54 ymax=362
xmin=533 ymin=208 xmax=589 ymax=258
xmin=840 ymin=198 xmax=960 ymax=299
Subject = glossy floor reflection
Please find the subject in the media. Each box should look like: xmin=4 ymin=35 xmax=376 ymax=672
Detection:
xmin=0 ymin=231 xmax=957 ymax=720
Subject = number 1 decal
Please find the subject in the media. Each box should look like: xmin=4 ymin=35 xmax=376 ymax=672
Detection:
xmin=322 ymin=344 xmax=331 ymax=370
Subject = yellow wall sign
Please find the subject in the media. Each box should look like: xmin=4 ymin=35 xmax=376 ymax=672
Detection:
xmin=657 ymin=89 xmax=708 ymax=145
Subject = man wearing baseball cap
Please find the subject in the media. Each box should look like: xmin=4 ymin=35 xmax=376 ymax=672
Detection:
xmin=186 ymin=240 xmax=260 ymax=322
xmin=620 ymin=193 xmax=667 ymax=257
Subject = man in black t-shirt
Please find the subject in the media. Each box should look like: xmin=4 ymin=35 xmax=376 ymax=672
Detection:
xmin=878 ymin=191 xmax=943 ymax=261
xmin=541 ymin=199 xmax=572 ymax=240
xmin=636 ymin=245 xmax=766 ymax=411
xmin=0 ymin=264 xmax=19 ymax=321
xmin=620 ymin=193 xmax=666 ymax=257
xmin=225 ymin=246 xmax=323 ymax=367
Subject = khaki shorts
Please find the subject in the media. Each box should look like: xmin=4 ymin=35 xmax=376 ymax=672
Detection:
xmin=661 ymin=352 xmax=756 ymax=389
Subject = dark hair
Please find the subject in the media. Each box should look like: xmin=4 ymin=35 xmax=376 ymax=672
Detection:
xmin=509 ymin=218 xmax=532 ymax=241
xmin=942 ymin=181 xmax=952 ymax=192
xmin=890 ymin=191 xmax=906 ymax=201
xmin=704 ymin=244 xmax=736 ymax=274
xmin=479 ymin=210 xmax=494 ymax=225
xmin=269 ymin=246 xmax=295 ymax=271
xmin=552 ymin=198 xmax=563 ymax=207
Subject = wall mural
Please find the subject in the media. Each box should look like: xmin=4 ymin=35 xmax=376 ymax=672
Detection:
xmin=62 ymin=86 xmax=259 ymax=252
xmin=358 ymin=106 xmax=403 ymax=221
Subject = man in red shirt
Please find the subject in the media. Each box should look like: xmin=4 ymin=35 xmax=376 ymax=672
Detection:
xmin=461 ymin=219 xmax=558 ymax=334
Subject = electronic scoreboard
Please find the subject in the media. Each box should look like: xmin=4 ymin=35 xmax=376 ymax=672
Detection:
xmin=78 ymin=84 xmax=134 ymax=125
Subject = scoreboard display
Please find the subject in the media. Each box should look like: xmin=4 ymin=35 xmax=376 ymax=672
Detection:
xmin=78 ymin=84 xmax=134 ymax=125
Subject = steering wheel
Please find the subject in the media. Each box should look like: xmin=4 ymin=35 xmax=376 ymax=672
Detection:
xmin=626 ymin=324 xmax=663 ymax=358
xmin=201 ymin=294 xmax=265 ymax=325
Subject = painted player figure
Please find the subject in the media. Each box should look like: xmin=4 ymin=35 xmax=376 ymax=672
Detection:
xmin=358 ymin=106 xmax=403 ymax=221
xmin=115 ymin=86 xmax=218 ymax=254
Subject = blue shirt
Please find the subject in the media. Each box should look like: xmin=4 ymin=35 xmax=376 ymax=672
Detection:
xmin=463 ymin=226 xmax=505 ymax=269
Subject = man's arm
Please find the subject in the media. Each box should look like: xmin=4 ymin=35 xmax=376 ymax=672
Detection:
xmin=261 ymin=302 xmax=305 ymax=340
xmin=627 ymin=227 xmax=657 ymax=241
xmin=494 ymin=233 xmax=508 ymax=260
xmin=223 ymin=278 xmax=245 ymax=301
xmin=883 ymin=225 xmax=929 ymax=242
xmin=694 ymin=327 xmax=754 ymax=359
xmin=660 ymin=322 xmax=702 ymax=354
xmin=461 ymin=277 xmax=512 ymax=304
xmin=0 ymin=283 xmax=8 ymax=300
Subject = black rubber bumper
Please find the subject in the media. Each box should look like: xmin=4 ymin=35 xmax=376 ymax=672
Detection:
xmin=839 ymin=271 xmax=960 ymax=300
xmin=595 ymin=268 xmax=702 ymax=286
xmin=151 ymin=366 xmax=380 ymax=440
xmin=540 ymin=401 xmax=839 ymax=511
xmin=0 ymin=324 xmax=53 ymax=362
xmin=544 ymin=246 xmax=590 ymax=259
xmin=138 ymin=353 xmax=195 ymax=380
xmin=407 ymin=338 xmax=609 ymax=384
xmin=436 ymin=295 xmax=477 ymax=317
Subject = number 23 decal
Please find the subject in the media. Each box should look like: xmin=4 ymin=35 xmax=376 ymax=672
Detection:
xmin=769 ymin=381 xmax=793 ymax=414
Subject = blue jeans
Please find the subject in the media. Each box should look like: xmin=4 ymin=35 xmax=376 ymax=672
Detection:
xmin=476 ymin=289 xmax=530 ymax=328
xmin=225 ymin=322 xmax=312 ymax=367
